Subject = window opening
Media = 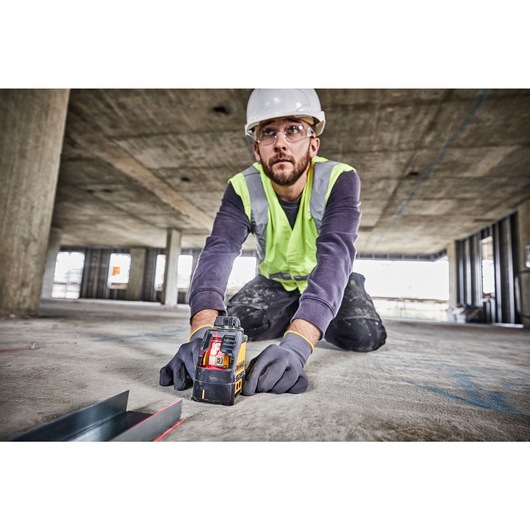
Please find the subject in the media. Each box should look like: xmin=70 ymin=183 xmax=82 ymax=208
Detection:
xmin=107 ymin=253 xmax=131 ymax=289
xmin=481 ymin=236 xmax=495 ymax=299
xmin=52 ymin=251 xmax=85 ymax=299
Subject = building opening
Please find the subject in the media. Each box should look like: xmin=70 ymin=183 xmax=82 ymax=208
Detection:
xmin=52 ymin=251 xmax=85 ymax=299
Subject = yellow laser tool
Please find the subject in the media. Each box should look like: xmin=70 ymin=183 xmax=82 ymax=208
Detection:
xmin=192 ymin=316 xmax=247 ymax=406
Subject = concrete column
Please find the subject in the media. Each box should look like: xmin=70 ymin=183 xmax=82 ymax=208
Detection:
xmin=41 ymin=227 xmax=63 ymax=298
xmin=0 ymin=90 xmax=70 ymax=317
xmin=517 ymin=198 xmax=530 ymax=328
xmin=446 ymin=241 xmax=459 ymax=309
xmin=191 ymin=249 xmax=200 ymax=277
xmin=187 ymin=249 xmax=201 ymax=304
xmin=125 ymin=247 xmax=147 ymax=301
xmin=162 ymin=229 xmax=181 ymax=307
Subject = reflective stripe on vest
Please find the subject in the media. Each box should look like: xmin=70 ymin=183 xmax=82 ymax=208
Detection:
xmin=269 ymin=272 xmax=309 ymax=281
xmin=242 ymin=165 xmax=267 ymax=261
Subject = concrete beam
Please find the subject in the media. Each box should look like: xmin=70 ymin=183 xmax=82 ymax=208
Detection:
xmin=66 ymin=118 xmax=214 ymax=232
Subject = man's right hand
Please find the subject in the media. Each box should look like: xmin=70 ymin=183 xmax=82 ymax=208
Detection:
xmin=159 ymin=327 xmax=211 ymax=390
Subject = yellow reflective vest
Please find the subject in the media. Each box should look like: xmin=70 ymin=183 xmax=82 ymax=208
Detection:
xmin=229 ymin=156 xmax=355 ymax=293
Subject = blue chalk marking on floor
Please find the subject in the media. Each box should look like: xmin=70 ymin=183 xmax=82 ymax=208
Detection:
xmin=406 ymin=373 xmax=530 ymax=416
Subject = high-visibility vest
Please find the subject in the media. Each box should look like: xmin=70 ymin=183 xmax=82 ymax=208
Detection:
xmin=229 ymin=156 xmax=355 ymax=292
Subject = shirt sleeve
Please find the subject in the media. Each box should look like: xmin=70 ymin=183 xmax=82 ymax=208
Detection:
xmin=188 ymin=183 xmax=251 ymax=319
xmin=293 ymin=169 xmax=361 ymax=334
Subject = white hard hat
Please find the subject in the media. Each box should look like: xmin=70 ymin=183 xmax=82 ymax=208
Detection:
xmin=245 ymin=89 xmax=326 ymax=139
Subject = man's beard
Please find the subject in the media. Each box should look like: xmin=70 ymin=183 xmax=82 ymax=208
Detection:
xmin=261 ymin=148 xmax=312 ymax=187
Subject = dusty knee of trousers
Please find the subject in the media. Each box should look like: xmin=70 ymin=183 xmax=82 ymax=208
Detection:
xmin=325 ymin=317 xmax=387 ymax=352
xmin=226 ymin=305 xmax=270 ymax=340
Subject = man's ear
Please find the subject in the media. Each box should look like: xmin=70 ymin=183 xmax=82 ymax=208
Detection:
xmin=253 ymin=141 xmax=261 ymax=162
xmin=309 ymin=137 xmax=320 ymax=157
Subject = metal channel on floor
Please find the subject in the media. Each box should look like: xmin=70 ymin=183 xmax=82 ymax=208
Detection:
xmin=10 ymin=390 xmax=183 ymax=442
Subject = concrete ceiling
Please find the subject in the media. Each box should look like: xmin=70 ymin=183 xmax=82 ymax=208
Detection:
xmin=52 ymin=89 xmax=530 ymax=256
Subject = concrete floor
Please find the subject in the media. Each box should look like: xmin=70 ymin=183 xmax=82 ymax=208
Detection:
xmin=1 ymin=298 xmax=529 ymax=442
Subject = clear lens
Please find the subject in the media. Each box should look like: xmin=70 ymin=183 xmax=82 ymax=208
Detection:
xmin=257 ymin=124 xmax=313 ymax=146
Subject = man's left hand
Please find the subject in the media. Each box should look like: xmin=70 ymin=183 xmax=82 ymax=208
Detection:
xmin=242 ymin=332 xmax=313 ymax=395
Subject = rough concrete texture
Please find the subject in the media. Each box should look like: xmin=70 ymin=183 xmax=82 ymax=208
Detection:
xmin=0 ymin=90 xmax=70 ymax=316
xmin=50 ymin=89 xmax=530 ymax=254
xmin=1 ymin=298 xmax=529 ymax=442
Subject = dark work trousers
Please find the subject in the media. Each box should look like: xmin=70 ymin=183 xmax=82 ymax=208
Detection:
xmin=226 ymin=272 xmax=387 ymax=352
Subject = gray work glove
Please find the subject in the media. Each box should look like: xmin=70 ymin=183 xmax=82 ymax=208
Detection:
xmin=242 ymin=332 xmax=312 ymax=395
xmin=159 ymin=326 xmax=211 ymax=391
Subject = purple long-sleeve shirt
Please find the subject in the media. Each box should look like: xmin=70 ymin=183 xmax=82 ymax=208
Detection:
xmin=189 ymin=166 xmax=361 ymax=335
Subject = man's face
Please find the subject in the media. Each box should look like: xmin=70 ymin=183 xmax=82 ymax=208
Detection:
xmin=253 ymin=117 xmax=320 ymax=188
